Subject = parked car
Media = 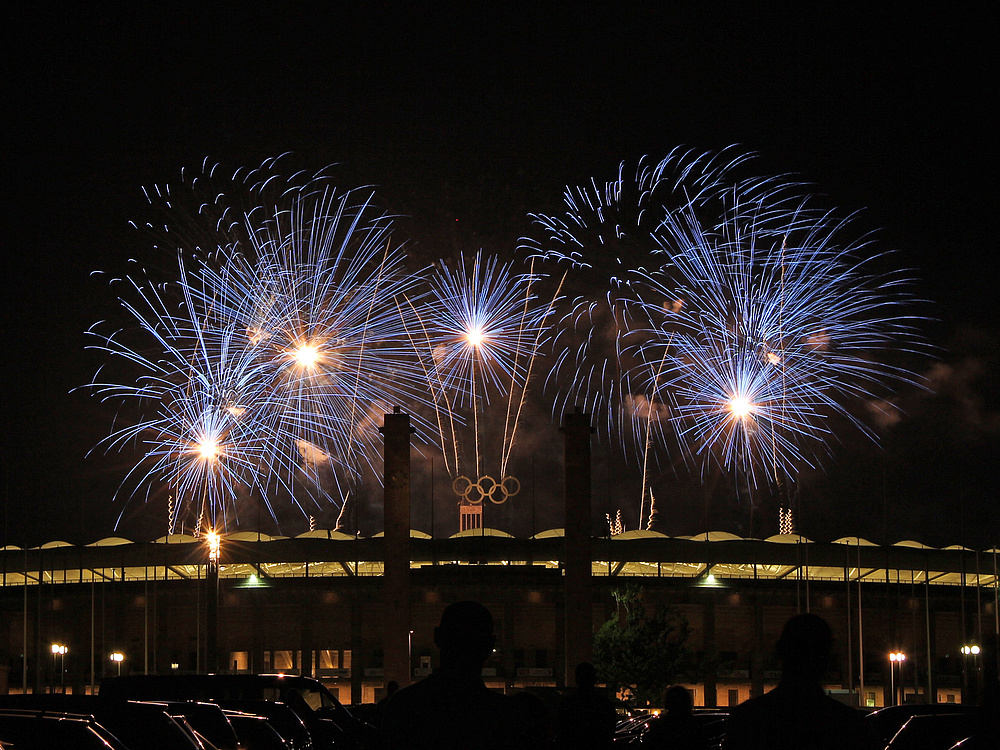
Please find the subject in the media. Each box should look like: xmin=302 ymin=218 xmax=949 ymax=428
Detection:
xmin=101 ymin=674 xmax=374 ymax=748
xmin=886 ymin=710 xmax=987 ymax=750
xmin=0 ymin=699 xmax=203 ymax=750
xmin=865 ymin=703 xmax=976 ymax=747
xmin=0 ymin=708 xmax=130 ymax=750
xmin=150 ymin=700 xmax=242 ymax=749
xmin=225 ymin=710 xmax=294 ymax=750
xmin=614 ymin=709 xmax=728 ymax=747
xmin=947 ymin=732 xmax=1000 ymax=749
xmin=216 ymin=699 xmax=311 ymax=750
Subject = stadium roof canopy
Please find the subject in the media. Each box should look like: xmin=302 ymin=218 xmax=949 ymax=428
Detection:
xmin=1 ymin=530 xmax=996 ymax=589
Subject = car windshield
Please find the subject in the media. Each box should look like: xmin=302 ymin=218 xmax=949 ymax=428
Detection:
xmin=299 ymin=685 xmax=336 ymax=711
xmin=277 ymin=682 xmax=338 ymax=713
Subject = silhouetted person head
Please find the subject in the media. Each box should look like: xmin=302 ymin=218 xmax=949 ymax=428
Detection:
xmin=558 ymin=662 xmax=617 ymax=750
xmin=575 ymin=661 xmax=597 ymax=690
xmin=434 ymin=600 xmax=496 ymax=672
xmin=663 ymin=685 xmax=693 ymax=715
xmin=385 ymin=680 xmax=399 ymax=697
xmin=776 ymin=613 xmax=832 ymax=685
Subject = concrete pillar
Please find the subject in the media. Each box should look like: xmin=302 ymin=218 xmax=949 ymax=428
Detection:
xmin=927 ymin=607 xmax=938 ymax=703
xmin=504 ymin=604 xmax=516 ymax=693
xmin=704 ymin=598 xmax=717 ymax=707
xmin=300 ymin=602 xmax=314 ymax=678
xmin=751 ymin=595 xmax=765 ymax=698
xmin=207 ymin=561 xmax=219 ymax=672
xmin=34 ymin=561 xmax=42 ymax=693
xmin=350 ymin=600 xmax=363 ymax=705
xmin=555 ymin=599 xmax=566 ymax=689
xmin=381 ymin=408 xmax=413 ymax=688
xmin=562 ymin=409 xmax=594 ymax=686
xmin=251 ymin=590 xmax=264 ymax=676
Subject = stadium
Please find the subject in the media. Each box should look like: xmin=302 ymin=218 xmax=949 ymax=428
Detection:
xmin=2 ymin=412 xmax=995 ymax=710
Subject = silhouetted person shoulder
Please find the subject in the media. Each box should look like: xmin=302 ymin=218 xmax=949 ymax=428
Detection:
xmin=555 ymin=662 xmax=617 ymax=750
xmin=642 ymin=685 xmax=708 ymax=750
xmin=723 ymin=613 xmax=878 ymax=750
xmin=380 ymin=601 xmax=526 ymax=750
xmin=371 ymin=680 xmax=399 ymax=729
xmin=510 ymin=689 xmax=552 ymax=750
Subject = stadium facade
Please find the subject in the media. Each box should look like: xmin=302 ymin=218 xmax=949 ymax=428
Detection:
xmin=1 ymin=412 xmax=996 ymax=708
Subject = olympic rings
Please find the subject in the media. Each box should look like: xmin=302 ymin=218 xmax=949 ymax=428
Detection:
xmin=452 ymin=475 xmax=521 ymax=505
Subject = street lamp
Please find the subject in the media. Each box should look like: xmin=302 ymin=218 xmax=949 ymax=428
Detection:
xmin=206 ymin=530 xmax=221 ymax=563
xmin=205 ymin=530 xmax=221 ymax=673
xmin=961 ymin=644 xmax=981 ymax=703
xmin=889 ymin=652 xmax=906 ymax=706
xmin=110 ymin=652 xmax=124 ymax=677
xmin=51 ymin=644 xmax=68 ymax=693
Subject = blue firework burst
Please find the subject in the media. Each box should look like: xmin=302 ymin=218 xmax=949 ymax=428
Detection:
xmin=85 ymin=160 xmax=437 ymax=529
xmin=524 ymin=147 xmax=927 ymax=500
xmin=410 ymin=249 xmax=553 ymax=479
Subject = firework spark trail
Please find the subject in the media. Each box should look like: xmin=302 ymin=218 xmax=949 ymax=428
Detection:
xmin=86 ymin=160 xmax=439 ymax=529
xmin=183 ymin=182 xmax=439 ymax=507
xmin=631 ymin=194 xmax=926 ymax=487
xmin=85 ymin=257 xmax=274 ymax=530
xmin=397 ymin=293 xmax=464 ymax=478
xmin=87 ymin=151 xmax=928 ymax=534
xmin=417 ymin=250 xmax=551 ymax=482
xmin=501 ymin=257 xmax=540 ymax=472
xmin=499 ymin=266 xmax=567 ymax=479
xmin=638 ymin=338 xmax=674 ymax=529
xmin=524 ymin=147 xmax=927 ymax=520
xmin=520 ymin=148 xmax=788 ymax=479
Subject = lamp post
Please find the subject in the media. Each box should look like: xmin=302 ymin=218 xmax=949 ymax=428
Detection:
xmin=110 ymin=652 xmax=124 ymax=677
xmin=889 ymin=652 xmax=906 ymax=706
xmin=51 ymin=644 xmax=67 ymax=693
xmin=206 ymin=530 xmax=221 ymax=674
xmin=961 ymin=644 xmax=980 ymax=704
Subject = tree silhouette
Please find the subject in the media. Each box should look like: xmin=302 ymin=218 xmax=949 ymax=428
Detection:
xmin=593 ymin=583 xmax=699 ymax=707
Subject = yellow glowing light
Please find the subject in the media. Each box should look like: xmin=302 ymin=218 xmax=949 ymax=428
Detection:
xmin=728 ymin=396 xmax=754 ymax=419
xmin=766 ymin=352 xmax=781 ymax=365
xmin=889 ymin=651 xmax=906 ymax=662
xmin=206 ymin=530 xmax=221 ymax=561
xmin=110 ymin=652 xmax=124 ymax=663
xmin=465 ymin=327 xmax=485 ymax=348
xmin=196 ymin=439 xmax=220 ymax=461
xmin=294 ymin=344 xmax=321 ymax=368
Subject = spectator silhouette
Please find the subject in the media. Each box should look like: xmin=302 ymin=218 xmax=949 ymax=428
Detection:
xmin=555 ymin=661 xmax=617 ymax=749
xmin=510 ymin=689 xmax=552 ymax=750
xmin=371 ymin=680 xmax=399 ymax=729
xmin=380 ymin=600 xmax=527 ymax=750
xmin=642 ymin=685 xmax=707 ymax=749
xmin=722 ymin=612 xmax=878 ymax=750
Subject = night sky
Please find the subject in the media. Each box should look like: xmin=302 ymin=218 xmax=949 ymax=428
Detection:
xmin=6 ymin=5 xmax=996 ymax=548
